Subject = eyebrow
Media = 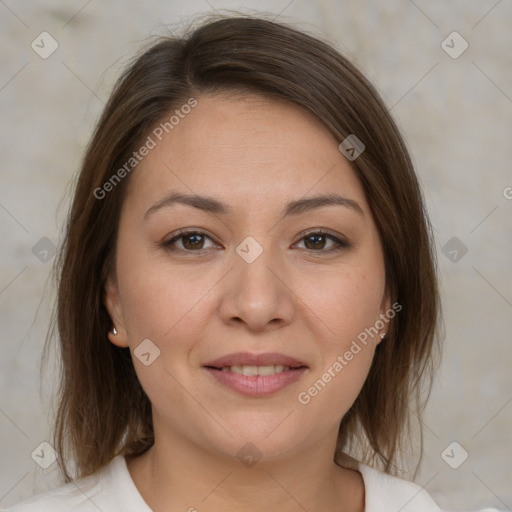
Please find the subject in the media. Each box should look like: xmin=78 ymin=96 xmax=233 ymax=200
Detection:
xmin=144 ymin=192 xmax=365 ymax=220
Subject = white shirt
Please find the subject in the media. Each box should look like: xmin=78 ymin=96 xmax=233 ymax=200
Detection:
xmin=1 ymin=455 xmax=501 ymax=512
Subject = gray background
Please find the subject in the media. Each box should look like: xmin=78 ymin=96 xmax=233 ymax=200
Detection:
xmin=1 ymin=0 xmax=511 ymax=510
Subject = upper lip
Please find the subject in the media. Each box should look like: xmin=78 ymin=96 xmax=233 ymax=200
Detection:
xmin=203 ymin=352 xmax=308 ymax=368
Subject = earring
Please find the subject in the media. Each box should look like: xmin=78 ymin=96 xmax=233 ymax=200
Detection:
xmin=112 ymin=327 xmax=118 ymax=335
xmin=380 ymin=333 xmax=386 ymax=340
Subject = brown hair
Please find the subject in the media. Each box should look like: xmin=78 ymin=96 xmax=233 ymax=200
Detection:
xmin=43 ymin=12 xmax=442 ymax=483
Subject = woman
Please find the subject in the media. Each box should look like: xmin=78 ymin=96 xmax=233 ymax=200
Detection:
xmin=3 ymin=13 xmax=501 ymax=512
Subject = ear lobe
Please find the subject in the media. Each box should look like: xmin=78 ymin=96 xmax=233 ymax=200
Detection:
xmin=377 ymin=292 xmax=393 ymax=344
xmin=104 ymin=275 xmax=129 ymax=348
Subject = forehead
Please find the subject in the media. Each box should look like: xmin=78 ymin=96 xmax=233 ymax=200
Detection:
xmin=125 ymin=93 xmax=367 ymax=211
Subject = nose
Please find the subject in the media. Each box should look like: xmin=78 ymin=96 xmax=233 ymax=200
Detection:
xmin=218 ymin=240 xmax=295 ymax=332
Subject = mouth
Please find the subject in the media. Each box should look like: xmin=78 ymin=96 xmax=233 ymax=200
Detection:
xmin=202 ymin=352 xmax=308 ymax=397
xmin=208 ymin=364 xmax=299 ymax=375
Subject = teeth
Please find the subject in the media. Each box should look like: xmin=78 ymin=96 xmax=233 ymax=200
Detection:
xmin=221 ymin=365 xmax=291 ymax=375
xmin=242 ymin=366 xmax=258 ymax=376
xmin=257 ymin=365 xmax=276 ymax=376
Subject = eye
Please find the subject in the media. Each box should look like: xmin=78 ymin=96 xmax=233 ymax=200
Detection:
xmin=162 ymin=229 xmax=349 ymax=254
xmin=163 ymin=230 xmax=218 ymax=252
xmin=294 ymin=231 xmax=349 ymax=253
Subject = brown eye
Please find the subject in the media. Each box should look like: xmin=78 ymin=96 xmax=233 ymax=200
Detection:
xmin=295 ymin=232 xmax=348 ymax=253
xmin=304 ymin=234 xmax=327 ymax=250
xmin=163 ymin=230 xmax=217 ymax=252
xmin=181 ymin=233 xmax=206 ymax=250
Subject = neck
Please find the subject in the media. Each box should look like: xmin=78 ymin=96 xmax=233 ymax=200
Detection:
xmin=126 ymin=430 xmax=364 ymax=512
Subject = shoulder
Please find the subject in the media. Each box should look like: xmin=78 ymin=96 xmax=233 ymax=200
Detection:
xmin=0 ymin=466 xmax=113 ymax=512
xmin=357 ymin=461 xmax=441 ymax=512
xmin=0 ymin=455 xmax=140 ymax=512
xmin=357 ymin=461 xmax=502 ymax=512
xmin=0 ymin=473 xmax=106 ymax=512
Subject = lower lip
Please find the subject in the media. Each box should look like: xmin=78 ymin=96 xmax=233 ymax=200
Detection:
xmin=203 ymin=367 xmax=307 ymax=397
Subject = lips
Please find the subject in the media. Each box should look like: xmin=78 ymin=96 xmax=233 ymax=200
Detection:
xmin=203 ymin=352 xmax=307 ymax=369
xmin=203 ymin=352 xmax=308 ymax=397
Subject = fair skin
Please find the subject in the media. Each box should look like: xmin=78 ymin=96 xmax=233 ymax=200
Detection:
xmin=105 ymin=93 xmax=390 ymax=512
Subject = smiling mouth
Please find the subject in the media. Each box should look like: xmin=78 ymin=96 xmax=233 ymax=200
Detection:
xmin=205 ymin=364 xmax=307 ymax=375
xmin=203 ymin=362 xmax=308 ymax=396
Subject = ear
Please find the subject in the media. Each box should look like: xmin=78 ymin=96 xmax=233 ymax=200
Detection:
xmin=104 ymin=274 xmax=129 ymax=348
xmin=376 ymin=289 xmax=393 ymax=345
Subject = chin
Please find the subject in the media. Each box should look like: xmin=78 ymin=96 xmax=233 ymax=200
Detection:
xmin=194 ymin=415 xmax=319 ymax=466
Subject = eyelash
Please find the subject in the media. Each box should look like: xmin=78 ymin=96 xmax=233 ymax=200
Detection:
xmin=162 ymin=228 xmax=350 ymax=255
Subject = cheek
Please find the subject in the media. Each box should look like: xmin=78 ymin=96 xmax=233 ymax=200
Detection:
xmin=292 ymin=259 xmax=384 ymax=414
xmin=114 ymin=258 xmax=215 ymax=415
xmin=296 ymin=346 xmax=374 ymax=431
xmin=294 ymin=276 xmax=381 ymax=425
xmin=297 ymin=260 xmax=385 ymax=346
xmin=119 ymin=268 xmax=208 ymax=340
xmin=116 ymin=243 xmax=223 ymax=356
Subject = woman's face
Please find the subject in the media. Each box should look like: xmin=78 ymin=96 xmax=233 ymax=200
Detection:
xmin=105 ymin=93 xmax=390 ymax=463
